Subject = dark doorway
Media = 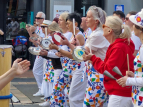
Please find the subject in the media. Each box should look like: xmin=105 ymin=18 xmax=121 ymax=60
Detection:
xmin=74 ymin=0 xmax=104 ymax=17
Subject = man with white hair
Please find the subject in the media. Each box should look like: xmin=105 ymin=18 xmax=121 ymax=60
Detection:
xmin=26 ymin=11 xmax=45 ymax=97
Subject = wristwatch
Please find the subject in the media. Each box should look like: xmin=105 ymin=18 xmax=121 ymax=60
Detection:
xmin=58 ymin=48 xmax=61 ymax=52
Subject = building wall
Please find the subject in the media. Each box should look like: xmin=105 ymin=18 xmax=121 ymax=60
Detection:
xmin=104 ymin=0 xmax=143 ymax=16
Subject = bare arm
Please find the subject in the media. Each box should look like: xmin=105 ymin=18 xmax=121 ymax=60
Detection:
xmin=0 ymin=59 xmax=30 ymax=90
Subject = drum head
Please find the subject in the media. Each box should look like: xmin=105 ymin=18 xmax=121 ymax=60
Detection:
xmin=52 ymin=32 xmax=62 ymax=45
xmin=73 ymin=46 xmax=85 ymax=61
xmin=41 ymin=39 xmax=51 ymax=49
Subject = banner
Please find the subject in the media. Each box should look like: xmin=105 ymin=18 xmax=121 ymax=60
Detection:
xmin=53 ymin=5 xmax=71 ymax=18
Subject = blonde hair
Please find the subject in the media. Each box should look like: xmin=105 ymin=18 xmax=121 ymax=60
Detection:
xmin=60 ymin=12 xmax=69 ymax=21
xmin=88 ymin=5 xmax=106 ymax=27
xmin=106 ymin=16 xmax=131 ymax=39
xmin=48 ymin=22 xmax=62 ymax=33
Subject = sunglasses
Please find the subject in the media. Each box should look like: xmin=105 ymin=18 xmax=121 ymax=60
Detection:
xmin=35 ymin=17 xmax=43 ymax=19
xmin=102 ymin=24 xmax=110 ymax=29
xmin=125 ymin=17 xmax=129 ymax=21
xmin=41 ymin=26 xmax=48 ymax=28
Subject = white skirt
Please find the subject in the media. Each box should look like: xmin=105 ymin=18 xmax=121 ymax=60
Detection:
xmin=41 ymin=80 xmax=53 ymax=97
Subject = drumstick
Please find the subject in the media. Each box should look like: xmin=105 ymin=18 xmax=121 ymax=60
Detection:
xmin=127 ymin=54 xmax=130 ymax=71
xmin=73 ymin=18 xmax=75 ymax=38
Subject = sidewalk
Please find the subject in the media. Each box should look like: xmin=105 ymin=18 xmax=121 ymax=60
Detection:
xmin=10 ymin=70 xmax=45 ymax=107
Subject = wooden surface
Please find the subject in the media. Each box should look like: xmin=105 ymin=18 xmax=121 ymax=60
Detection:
xmin=0 ymin=46 xmax=12 ymax=107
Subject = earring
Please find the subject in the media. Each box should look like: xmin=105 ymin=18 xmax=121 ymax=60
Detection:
xmin=76 ymin=27 xmax=79 ymax=30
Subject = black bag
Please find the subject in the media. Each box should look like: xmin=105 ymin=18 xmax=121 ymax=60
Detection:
xmin=14 ymin=44 xmax=27 ymax=54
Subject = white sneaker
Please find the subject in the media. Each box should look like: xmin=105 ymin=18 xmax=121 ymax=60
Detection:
xmin=39 ymin=101 xmax=50 ymax=107
xmin=33 ymin=90 xmax=44 ymax=97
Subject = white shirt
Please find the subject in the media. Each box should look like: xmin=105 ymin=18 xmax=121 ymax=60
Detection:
xmin=126 ymin=44 xmax=143 ymax=86
xmin=131 ymin=31 xmax=142 ymax=50
xmin=35 ymin=26 xmax=45 ymax=38
xmin=85 ymin=27 xmax=110 ymax=60
xmin=83 ymin=28 xmax=92 ymax=39
xmin=61 ymin=32 xmax=72 ymax=51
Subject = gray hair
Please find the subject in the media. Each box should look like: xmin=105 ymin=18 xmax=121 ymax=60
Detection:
xmin=37 ymin=11 xmax=46 ymax=19
xmin=88 ymin=6 xmax=106 ymax=27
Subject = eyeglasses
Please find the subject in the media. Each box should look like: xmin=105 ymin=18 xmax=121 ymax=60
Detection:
xmin=41 ymin=26 xmax=47 ymax=28
xmin=125 ymin=17 xmax=129 ymax=21
xmin=35 ymin=17 xmax=43 ymax=19
xmin=102 ymin=24 xmax=110 ymax=29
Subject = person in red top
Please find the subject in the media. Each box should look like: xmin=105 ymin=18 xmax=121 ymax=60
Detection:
xmin=83 ymin=16 xmax=135 ymax=107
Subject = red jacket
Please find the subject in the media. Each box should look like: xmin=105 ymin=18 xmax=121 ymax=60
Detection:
xmin=90 ymin=38 xmax=135 ymax=97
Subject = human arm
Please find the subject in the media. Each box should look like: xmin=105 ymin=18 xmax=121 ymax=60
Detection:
xmin=39 ymin=49 xmax=59 ymax=58
xmin=0 ymin=59 xmax=30 ymax=90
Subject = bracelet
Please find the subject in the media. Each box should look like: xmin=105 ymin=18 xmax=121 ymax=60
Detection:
xmin=58 ymin=48 xmax=61 ymax=52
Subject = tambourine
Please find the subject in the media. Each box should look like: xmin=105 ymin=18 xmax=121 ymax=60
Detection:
xmin=28 ymin=46 xmax=41 ymax=56
xmin=72 ymin=46 xmax=85 ymax=62
xmin=52 ymin=32 xmax=63 ymax=45
xmin=40 ymin=38 xmax=52 ymax=50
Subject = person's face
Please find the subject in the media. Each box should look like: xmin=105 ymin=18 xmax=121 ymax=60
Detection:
xmin=58 ymin=16 xmax=66 ymax=29
xmin=41 ymin=26 xmax=46 ymax=34
xmin=48 ymin=29 xmax=55 ymax=36
xmin=35 ymin=13 xmax=44 ymax=25
xmin=113 ymin=14 xmax=125 ymax=22
xmin=66 ymin=20 xmax=73 ymax=32
xmin=86 ymin=10 xmax=97 ymax=29
xmin=125 ymin=14 xmax=134 ymax=28
xmin=80 ymin=17 xmax=86 ymax=29
xmin=102 ymin=22 xmax=113 ymax=40
xmin=133 ymin=25 xmax=142 ymax=37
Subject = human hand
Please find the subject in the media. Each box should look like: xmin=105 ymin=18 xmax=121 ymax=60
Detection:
xmin=116 ymin=76 xmax=128 ymax=87
xmin=39 ymin=49 xmax=48 ymax=56
xmin=0 ymin=30 xmax=4 ymax=35
xmin=60 ymin=36 xmax=70 ymax=46
xmin=55 ymin=52 xmax=62 ymax=57
xmin=30 ymin=26 xmax=36 ymax=33
xmin=49 ymin=43 xmax=58 ymax=50
xmin=82 ymin=51 xmax=94 ymax=62
xmin=126 ymin=71 xmax=134 ymax=77
xmin=71 ymin=38 xmax=80 ymax=46
xmin=11 ymin=58 xmax=30 ymax=76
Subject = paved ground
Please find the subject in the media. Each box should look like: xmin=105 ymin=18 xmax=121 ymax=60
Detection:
xmin=9 ymin=70 xmax=44 ymax=107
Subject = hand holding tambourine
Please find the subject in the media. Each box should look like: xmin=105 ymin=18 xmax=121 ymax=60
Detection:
xmin=49 ymin=43 xmax=59 ymax=50
xmin=82 ymin=51 xmax=94 ymax=62
xmin=39 ymin=49 xmax=48 ymax=56
xmin=60 ymin=36 xmax=70 ymax=46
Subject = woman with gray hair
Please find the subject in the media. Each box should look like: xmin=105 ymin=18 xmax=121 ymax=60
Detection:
xmin=83 ymin=15 xmax=135 ymax=107
xmin=83 ymin=6 xmax=110 ymax=107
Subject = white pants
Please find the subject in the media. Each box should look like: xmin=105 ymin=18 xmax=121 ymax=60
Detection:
xmin=69 ymin=69 xmax=88 ymax=107
xmin=33 ymin=56 xmax=44 ymax=90
xmin=41 ymin=80 xmax=53 ymax=97
xmin=53 ymin=69 xmax=63 ymax=84
xmin=108 ymin=95 xmax=133 ymax=107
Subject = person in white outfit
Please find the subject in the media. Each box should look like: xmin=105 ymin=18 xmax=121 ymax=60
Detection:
xmin=125 ymin=11 xmax=142 ymax=56
xmin=26 ymin=12 xmax=45 ymax=97
xmin=117 ymin=9 xmax=143 ymax=107
xmin=80 ymin=17 xmax=92 ymax=41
